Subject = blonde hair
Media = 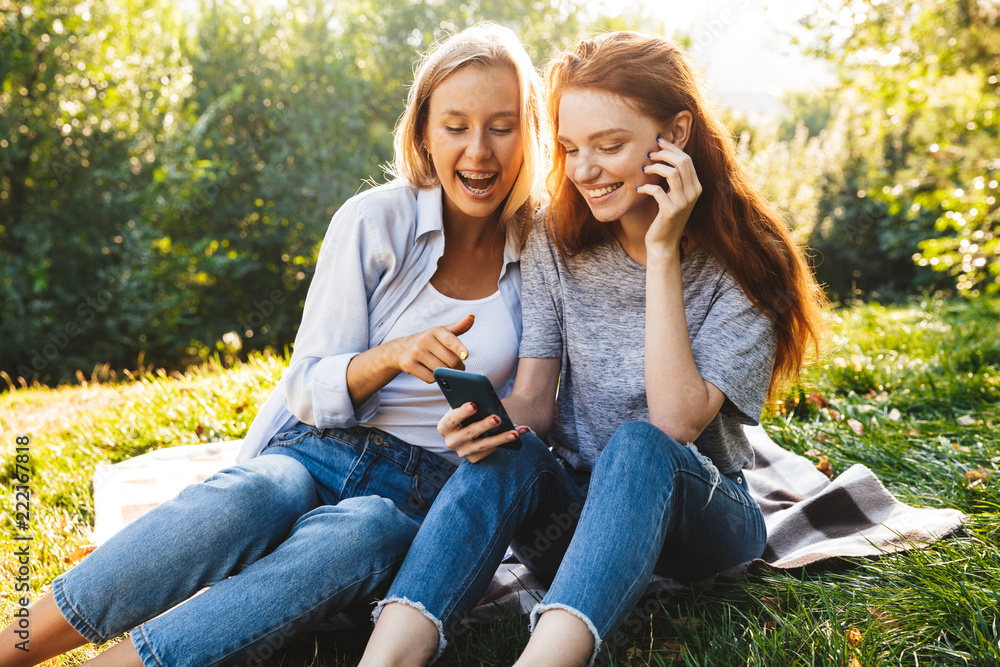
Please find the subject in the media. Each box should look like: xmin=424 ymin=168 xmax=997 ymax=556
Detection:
xmin=392 ymin=22 xmax=545 ymax=236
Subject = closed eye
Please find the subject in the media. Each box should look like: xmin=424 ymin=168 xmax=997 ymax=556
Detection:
xmin=600 ymin=143 xmax=624 ymax=153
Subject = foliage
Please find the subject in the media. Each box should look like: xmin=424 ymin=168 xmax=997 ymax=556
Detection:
xmin=1 ymin=300 xmax=997 ymax=664
xmin=0 ymin=0 xmax=190 ymax=382
xmin=802 ymin=0 xmax=1000 ymax=297
xmin=0 ymin=0 xmax=614 ymax=386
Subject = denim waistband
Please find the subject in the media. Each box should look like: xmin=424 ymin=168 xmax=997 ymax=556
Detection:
xmin=280 ymin=422 xmax=458 ymax=480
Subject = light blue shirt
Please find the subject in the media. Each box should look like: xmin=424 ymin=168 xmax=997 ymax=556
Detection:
xmin=237 ymin=180 xmax=523 ymax=461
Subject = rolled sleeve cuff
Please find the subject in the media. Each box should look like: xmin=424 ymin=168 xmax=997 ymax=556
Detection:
xmin=288 ymin=353 xmax=381 ymax=428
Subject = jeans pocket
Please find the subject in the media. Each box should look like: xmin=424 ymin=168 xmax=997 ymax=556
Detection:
xmin=268 ymin=424 xmax=314 ymax=449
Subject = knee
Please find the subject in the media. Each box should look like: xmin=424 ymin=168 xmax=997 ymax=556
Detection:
xmin=596 ymin=421 xmax=684 ymax=475
xmin=610 ymin=420 xmax=673 ymax=445
xmin=193 ymin=455 xmax=316 ymax=519
xmin=296 ymin=496 xmax=417 ymax=559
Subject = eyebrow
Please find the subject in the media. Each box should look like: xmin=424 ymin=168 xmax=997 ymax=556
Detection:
xmin=439 ymin=109 xmax=519 ymax=119
xmin=557 ymin=127 xmax=633 ymax=144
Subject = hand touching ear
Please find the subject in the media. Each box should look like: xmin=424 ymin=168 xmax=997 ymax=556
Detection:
xmin=637 ymin=137 xmax=701 ymax=253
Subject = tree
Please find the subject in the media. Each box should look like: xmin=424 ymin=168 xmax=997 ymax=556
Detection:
xmin=803 ymin=0 xmax=1000 ymax=296
xmin=0 ymin=0 xmax=190 ymax=382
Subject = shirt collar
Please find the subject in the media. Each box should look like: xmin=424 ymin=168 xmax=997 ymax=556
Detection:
xmin=414 ymin=185 xmax=445 ymax=239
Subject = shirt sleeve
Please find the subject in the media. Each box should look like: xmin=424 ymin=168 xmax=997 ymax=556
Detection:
xmin=280 ymin=195 xmax=386 ymax=428
xmin=518 ymin=220 xmax=564 ymax=359
xmin=690 ymin=277 xmax=777 ymax=425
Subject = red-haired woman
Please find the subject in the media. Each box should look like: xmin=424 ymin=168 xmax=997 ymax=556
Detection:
xmin=360 ymin=31 xmax=826 ymax=667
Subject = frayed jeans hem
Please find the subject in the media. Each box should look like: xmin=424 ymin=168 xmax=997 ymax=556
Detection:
xmin=372 ymin=597 xmax=447 ymax=664
xmin=530 ymin=602 xmax=601 ymax=667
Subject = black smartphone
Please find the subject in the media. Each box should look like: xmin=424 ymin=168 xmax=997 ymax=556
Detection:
xmin=433 ymin=368 xmax=521 ymax=450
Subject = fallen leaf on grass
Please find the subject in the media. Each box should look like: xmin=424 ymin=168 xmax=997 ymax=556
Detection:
xmin=64 ymin=545 xmax=97 ymax=565
xmin=965 ymin=470 xmax=988 ymax=483
xmin=761 ymin=619 xmax=777 ymax=631
xmin=807 ymin=392 xmax=828 ymax=409
xmin=672 ymin=616 xmax=701 ymax=630
xmin=846 ymin=627 xmax=862 ymax=647
xmin=867 ymin=605 xmax=900 ymax=630
xmin=760 ymin=597 xmax=781 ymax=610
xmin=653 ymin=639 xmax=687 ymax=662
xmin=816 ymin=457 xmax=834 ymax=478
xmin=847 ymin=418 xmax=865 ymax=436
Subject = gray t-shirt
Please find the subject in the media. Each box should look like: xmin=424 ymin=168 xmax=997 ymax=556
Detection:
xmin=519 ymin=223 xmax=777 ymax=474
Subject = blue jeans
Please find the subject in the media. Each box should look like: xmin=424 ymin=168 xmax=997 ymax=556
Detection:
xmin=52 ymin=424 xmax=455 ymax=666
xmin=381 ymin=421 xmax=766 ymax=663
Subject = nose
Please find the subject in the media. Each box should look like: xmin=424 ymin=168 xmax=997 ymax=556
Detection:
xmin=573 ymin=152 xmax=600 ymax=184
xmin=465 ymin=129 xmax=492 ymax=162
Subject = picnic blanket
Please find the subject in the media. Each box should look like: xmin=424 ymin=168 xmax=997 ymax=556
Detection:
xmin=92 ymin=426 xmax=965 ymax=621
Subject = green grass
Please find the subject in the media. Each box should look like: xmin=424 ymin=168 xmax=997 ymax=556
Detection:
xmin=1 ymin=298 xmax=998 ymax=666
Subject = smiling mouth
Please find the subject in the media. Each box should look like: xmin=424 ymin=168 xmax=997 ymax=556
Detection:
xmin=587 ymin=183 xmax=623 ymax=198
xmin=458 ymin=170 xmax=499 ymax=195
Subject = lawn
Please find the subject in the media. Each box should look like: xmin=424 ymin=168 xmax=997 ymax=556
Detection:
xmin=1 ymin=298 xmax=998 ymax=666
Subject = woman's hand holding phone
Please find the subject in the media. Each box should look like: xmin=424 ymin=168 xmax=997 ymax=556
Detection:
xmin=434 ymin=369 xmax=529 ymax=463
xmin=438 ymin=404 xmax=529 ymax=463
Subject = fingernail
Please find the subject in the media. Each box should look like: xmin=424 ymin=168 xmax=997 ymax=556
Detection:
xmin=647 ymin=152 xmax=652 ymax=158
xmin=641 ymin=165 xmax=646 ymax=172
xmin=492 ymin=416 xmax=501 ymax=425
xmin=467 ymin=314 xmax=475 ymax=319
xmin=468 ymin=403 xmax=477 ymax=411
xmin=657 ymin=136 xmax=664 ymax=142
xmin=635 ymin=187 xmax=639 ymax=192
xmin=460 ymin=351 xmax=468 ymax=360
xmin=508 ymin=432 xmax=517 ymax=440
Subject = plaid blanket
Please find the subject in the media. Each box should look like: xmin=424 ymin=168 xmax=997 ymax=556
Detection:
xmin=92 ymin=426 xmax=965 ymax=622
xmin=465 ymin=424 xmax=966 ymax=620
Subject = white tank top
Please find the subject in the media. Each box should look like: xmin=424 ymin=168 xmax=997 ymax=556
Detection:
xmin=363 ymin=282 xmax=518 ymax=464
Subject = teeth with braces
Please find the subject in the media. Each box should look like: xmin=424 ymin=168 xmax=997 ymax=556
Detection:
xmin=459 ymin=171 xmax=497 ymax=194
xmin=587 ymin=183 xmax=622 ymax=198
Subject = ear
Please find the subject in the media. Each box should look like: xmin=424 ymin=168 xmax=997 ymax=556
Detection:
xmin=663 ymin=110 xmax=693 ymax=151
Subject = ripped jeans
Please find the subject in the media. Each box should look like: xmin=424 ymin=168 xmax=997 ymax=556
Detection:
xmin=378 ymin=421 xmax=766 ymax=664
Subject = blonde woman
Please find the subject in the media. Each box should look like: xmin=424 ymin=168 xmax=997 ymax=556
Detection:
xmin=0 ymin=22 xmax=543 ymax=667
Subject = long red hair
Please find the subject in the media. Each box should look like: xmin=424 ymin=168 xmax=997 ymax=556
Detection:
xmin=544 ymin=32 xmax=827 ymax=397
